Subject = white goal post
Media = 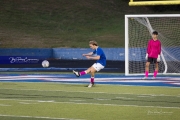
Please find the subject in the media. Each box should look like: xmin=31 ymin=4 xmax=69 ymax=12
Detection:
xmin=125 ymin=14 xmax=180 ymax=76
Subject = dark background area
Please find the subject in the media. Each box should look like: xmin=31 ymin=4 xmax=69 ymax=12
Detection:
xmin=0 ymin=60 xmax=125 ymax=73
xmin=0 ymin=0 xmax=179 ymax=72
xmin=0 ymin=0 xmax=180 ymax=48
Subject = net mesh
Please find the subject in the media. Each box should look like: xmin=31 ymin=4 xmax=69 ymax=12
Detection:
xmin=127 ymin=16 xmax=180 ymax=75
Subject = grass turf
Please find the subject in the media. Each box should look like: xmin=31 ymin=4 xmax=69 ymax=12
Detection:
xmin=0 ymin=82 xmax=179 ymax=120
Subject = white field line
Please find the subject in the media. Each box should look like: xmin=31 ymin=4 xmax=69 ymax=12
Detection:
xmin=38 ymin=100 xmax=55 ymax=103
xmin=0 ymin=98 xmax=179 ymax=110
xmin=0 ymin=75 xmax=68 ymax=78
xmin=0 ymin=78 xmax=179 ymax=82
xmin=116 ymin=97 xmax=134 ymax=100
xmin=0 ymin=75 xmax=179 ymax=80
xmin=0 ymin=88 xmax=178 ymax=97
xmin=0 ymin=76 xmax=180 ymax=81
xmin=170 ymin=83 xmax=180 ymax=85
xmin=95 ymin=98 xmax=111 ymax=101
xmin=0 ymin=104 xmax=11 ymax=106
xmin=137 ymin=96 xmax=155 ymax=98
xmin=0 ymin=114 xmax=85 ymax=120
xmin=19 ymin=102 xmax=37 ymax=105
xmin=69 ymin=99 xmax=86 ymax=102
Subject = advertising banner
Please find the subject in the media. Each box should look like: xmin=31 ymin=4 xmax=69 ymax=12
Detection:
xmin=0 ymin=56 xmax=47 ymax=64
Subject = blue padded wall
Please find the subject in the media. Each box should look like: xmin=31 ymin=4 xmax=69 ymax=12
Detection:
xmin=0 ymin=48 xmax=53 ymax=57
xmin=53 ymin=48 xmax=125 ymax=60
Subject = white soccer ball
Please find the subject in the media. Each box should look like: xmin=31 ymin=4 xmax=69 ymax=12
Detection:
xmin=42 ymin=60 xmax=49 ymax=68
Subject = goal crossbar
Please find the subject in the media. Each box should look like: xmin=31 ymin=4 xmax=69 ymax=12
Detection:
xmin=129 ymin=1 xmax=180 ymax=6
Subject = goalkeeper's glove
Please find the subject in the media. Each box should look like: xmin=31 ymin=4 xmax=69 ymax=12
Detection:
xmin=145 ymin=53 xmax=148 ymax=60
xmin=157 ymin=55 xmax=160 ymax=62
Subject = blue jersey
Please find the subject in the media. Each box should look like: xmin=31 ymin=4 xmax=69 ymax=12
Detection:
xmin=93 ymin=47 xmax=106 ymax=66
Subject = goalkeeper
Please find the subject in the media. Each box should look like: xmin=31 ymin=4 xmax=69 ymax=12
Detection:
xmin=143 ymin=31 xmax=161 ymax=79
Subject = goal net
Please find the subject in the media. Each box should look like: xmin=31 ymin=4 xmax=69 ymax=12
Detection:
xmin=125 ymin=14 xmax=180 ymax=76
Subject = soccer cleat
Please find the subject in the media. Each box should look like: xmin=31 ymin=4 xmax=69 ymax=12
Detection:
xmin=152 ymin=76 xmax=156 ymax=79
xmin=142 ymin=77 xmax=148 ymax=80
xmin=73 ymin=70 xmax=80 ymax=77
xmin=88 ymin=83 xmax=94 ymax=88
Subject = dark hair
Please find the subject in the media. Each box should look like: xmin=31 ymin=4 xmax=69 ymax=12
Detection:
xmin=89 ymin=40 xmax=98 ymax=46
xmin=152 ymin=31 xmax=158 ymax=35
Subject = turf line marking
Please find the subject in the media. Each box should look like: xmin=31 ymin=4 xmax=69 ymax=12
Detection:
xmin=0 ymin=114 xmax=85 ymax=120
xmin=0 ymin=98 xmax=179 ymax=109
xmin=38 ymin=100 xmax=55 ymax=103
xmin=95 ymin=98 xmax=111 ymax=101
xmin=137 ymin=96 xmax=154 ymax=98
xmin=0 ymin=104 xmax=11 ymax=106
xmin=69 ymin=99 xmax=85 ymax=102
xmin=19 ymin=102 xmax=37 ymax=105
xmin=116 ymin=97 xmax=134 ymax=99
xmin=55 ymin=102 xmax=180 ymax=109
xmin=0 ymin=88 xmax=178 ymax=97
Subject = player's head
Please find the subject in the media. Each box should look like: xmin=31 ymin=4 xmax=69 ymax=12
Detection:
xmin=152 ymin=31 xmax=158 ymax=39
xmin=152 ymin=31 xmax=158 ymax=35
xmin=89 ymin=40 xmax=98 ymax=49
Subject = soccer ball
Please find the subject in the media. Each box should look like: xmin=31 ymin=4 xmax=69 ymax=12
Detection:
xmin=42 ymin=60 xmax=49 ymax=68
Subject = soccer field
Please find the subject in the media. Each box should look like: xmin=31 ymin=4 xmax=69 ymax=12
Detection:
xmin=0 ymin=82 xmax=180 ymax=120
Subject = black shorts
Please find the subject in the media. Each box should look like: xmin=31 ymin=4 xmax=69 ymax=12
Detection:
xmin=147 ymin=57 xmax=158 ymax=64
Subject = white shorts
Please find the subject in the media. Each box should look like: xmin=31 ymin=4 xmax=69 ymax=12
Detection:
xmin=92 ymin=63 xmax=104 ymax=72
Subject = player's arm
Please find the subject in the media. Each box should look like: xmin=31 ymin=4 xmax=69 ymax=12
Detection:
xmin=157 ymin=41 xmax=161 ymax=62
xmin=86 ymin=49 xmax=101 ymax=60
xmin=85 ymin=55 xmax=100 ymax=60
xmin=145 ymin=40 xmax=151 ymax=60
xmin=147 ymin=40 xmax=151 ymax=54
xmin=82 ymin=52 xmax=93 ymax=56
xmin=158 ymin=41 xmax=161 ymax=55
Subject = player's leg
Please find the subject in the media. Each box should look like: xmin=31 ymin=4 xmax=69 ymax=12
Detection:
xmin=73 ymin=65 xmax=96 ymax=87
xmin=145 ymin=62 xmax=150 ymax=78
xmin=88 ymin=63 xmax=104 ymax=87
xmin=73 ymin=67 xmax=91 ymax=77
xmin=145 ymin=62 xmax=150 ymax=73
xmin=142 ymin=58 xmax=151 ymax=79
xmin=88 ymin=66 xmax=96 ymax=88
xmin=90 ymin=72 xmax=95 ymax=85
xmin=73 ymin=70 xmax=81 ymax=77
xmin=73 ymin=63 xmax=103 ymax=77
xmin=153 ymin=61 xmax=159 ymax=79
xmin=73 ymin=63 xmax=104 ymax=87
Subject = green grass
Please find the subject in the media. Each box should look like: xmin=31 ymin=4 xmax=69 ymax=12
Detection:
xmin=0 ymin=82 xmax=179 ymax=120
xmin=0 ymin=0 xmax=179 ymax=48
xmin=0 ymin=0 xmax=124 ymax=48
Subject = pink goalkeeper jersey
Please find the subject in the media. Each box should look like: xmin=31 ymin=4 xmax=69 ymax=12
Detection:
xmin=147 ymin=39 xmax=161 ymax=58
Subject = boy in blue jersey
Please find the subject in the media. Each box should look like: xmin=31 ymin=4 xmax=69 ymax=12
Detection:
xmin=73 ymin=40 xmax=106 ymax=88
